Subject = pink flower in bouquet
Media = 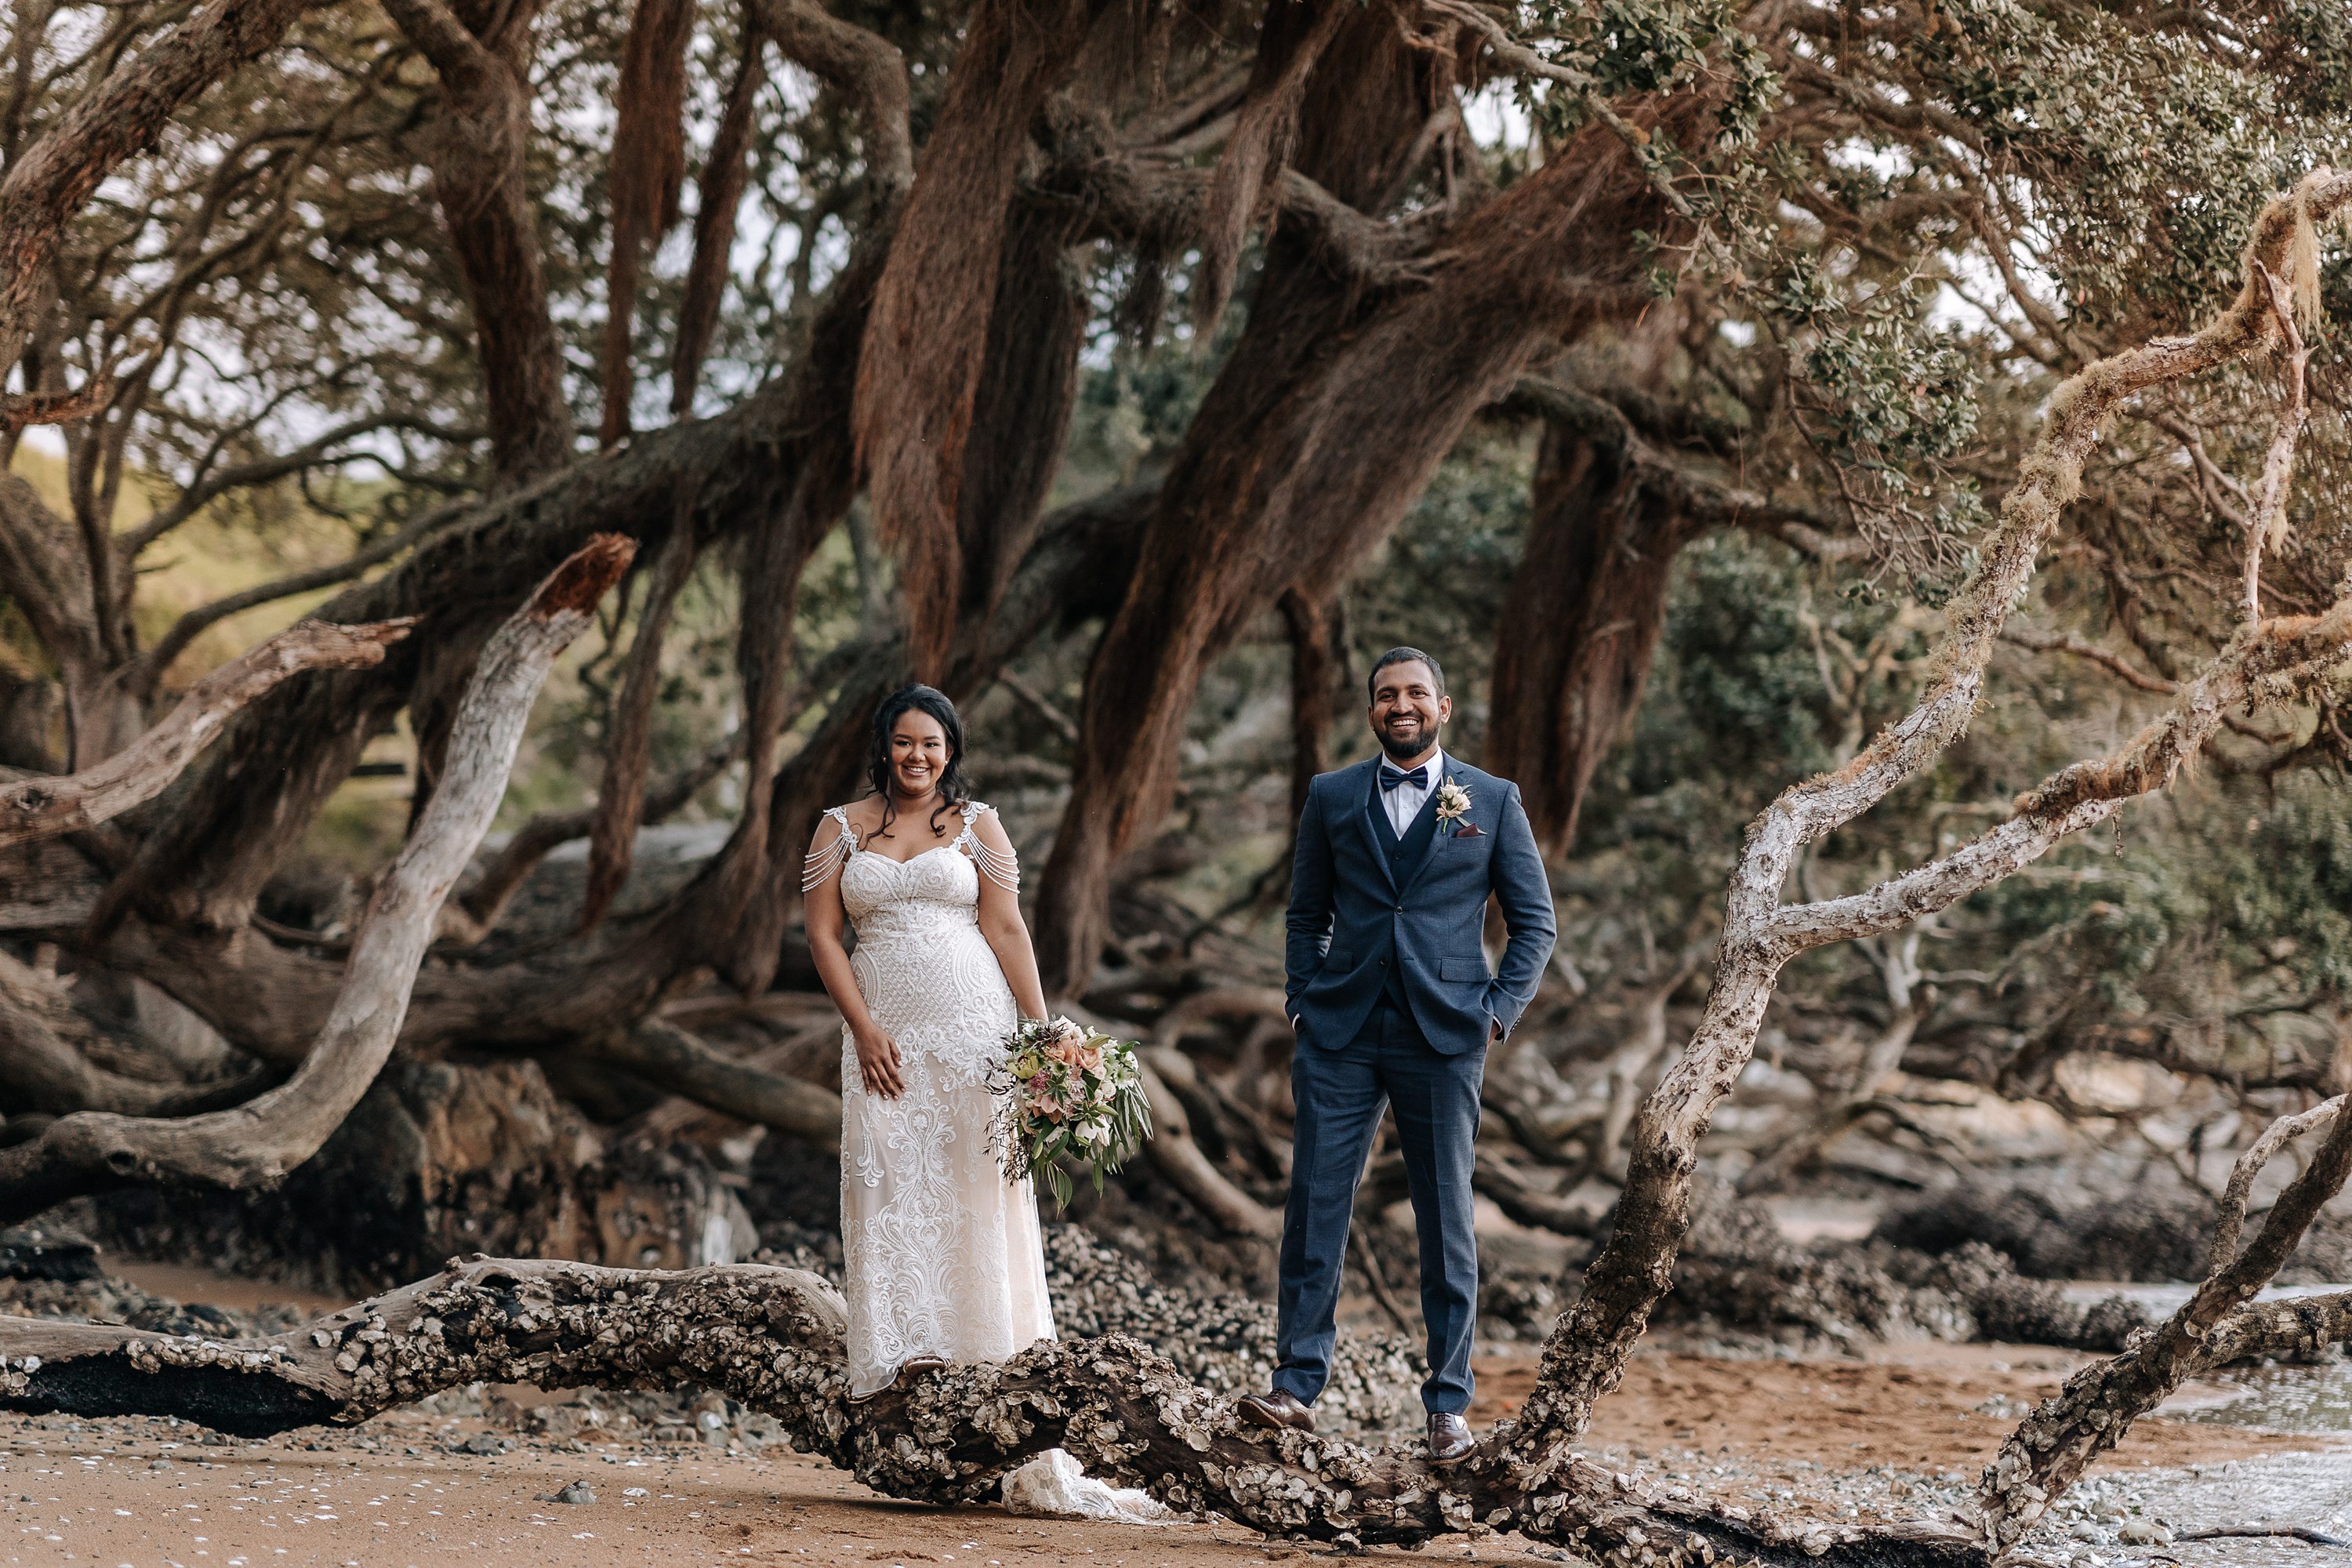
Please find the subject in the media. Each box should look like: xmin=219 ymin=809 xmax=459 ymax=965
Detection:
xmin=1077 ymin=1043 xmax=1103 ymax=1072
xmin=1027 ymin=1072 xmax=1051 ymax=1094
xmin=1033 ymin=1094 xmax=1065 ymax=1122
xmin=1047 ymin=1034 xmax=1089 ymax=1068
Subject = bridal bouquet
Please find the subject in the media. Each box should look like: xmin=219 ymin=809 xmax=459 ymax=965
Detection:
xmin=988 ymin=1016 xmax=1152 ymax=1208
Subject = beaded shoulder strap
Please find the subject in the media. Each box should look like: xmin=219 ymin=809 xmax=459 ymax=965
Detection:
xmin=800 ymin=805 xmax=856 ymax=892
xmin=957 ymin=800 xmax=1020 ymax=892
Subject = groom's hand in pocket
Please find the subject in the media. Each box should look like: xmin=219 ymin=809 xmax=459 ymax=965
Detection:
xmin=854 ymin=1023 xmax=906 ymax=1098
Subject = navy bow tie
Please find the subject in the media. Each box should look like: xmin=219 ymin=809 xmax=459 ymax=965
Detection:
xmin=1379 ymin=765 xmax=1429 ymax=792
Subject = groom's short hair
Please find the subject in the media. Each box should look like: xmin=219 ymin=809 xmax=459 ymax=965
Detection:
xmin=1367 ymin=646 xmax=1445 ymax=702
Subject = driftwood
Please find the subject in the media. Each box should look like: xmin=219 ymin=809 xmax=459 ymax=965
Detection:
xmin=9 ymin=1253 xmax=2344 ymax=1562
xmin=0 ymin=539 xmax=633 ymax=1224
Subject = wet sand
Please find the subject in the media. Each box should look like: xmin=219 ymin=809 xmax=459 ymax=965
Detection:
xmin=5 ymin=1341 xmax=2336 ymax=1568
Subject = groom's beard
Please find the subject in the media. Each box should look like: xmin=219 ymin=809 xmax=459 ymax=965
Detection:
xmin=1377 ymin=720 xmax=1441 ymax=762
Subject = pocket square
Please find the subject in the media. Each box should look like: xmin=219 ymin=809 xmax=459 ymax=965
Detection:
xmin=1452 ymin=823 xmax=1484 ymax=838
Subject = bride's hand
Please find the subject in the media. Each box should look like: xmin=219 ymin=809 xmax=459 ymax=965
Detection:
xmin=853 ymin=1024 xmax=906 ymax=1098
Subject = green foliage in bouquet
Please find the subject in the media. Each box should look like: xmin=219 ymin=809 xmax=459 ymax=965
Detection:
xmin=989 ymin=1018 xmax=1154 ymax=1210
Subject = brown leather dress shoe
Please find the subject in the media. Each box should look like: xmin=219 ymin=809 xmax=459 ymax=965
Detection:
xmin=1427 ymin=1411 xmax=1475 ymax=1465
xmin=1235 ymin=1388 xmax=1316 ymax=1433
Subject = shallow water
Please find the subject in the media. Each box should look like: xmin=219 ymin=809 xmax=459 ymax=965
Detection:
xmin=2174 ymin=1362 xmax=2352 ymax=1435
xmin=2056 ymin=1280 xmax=2352 ymax=1437
xmin=2060 ymin=1280 xmax=2348 ymax=1319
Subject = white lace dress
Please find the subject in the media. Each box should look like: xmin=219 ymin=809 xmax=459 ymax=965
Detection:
xmin=806 ymin=800 xmax=1168 ymax=1523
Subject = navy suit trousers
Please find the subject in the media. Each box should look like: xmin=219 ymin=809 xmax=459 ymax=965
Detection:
xmin=1272 ymin=1000 xmax=1483 ymax=1415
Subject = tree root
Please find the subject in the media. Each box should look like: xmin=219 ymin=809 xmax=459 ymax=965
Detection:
xmin=0 ymin=1254 xmax=1984 ymax=1566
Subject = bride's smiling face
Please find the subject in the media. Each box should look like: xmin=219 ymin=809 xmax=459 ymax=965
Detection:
xmin=887 ymin=710 xmax=952 ymax=800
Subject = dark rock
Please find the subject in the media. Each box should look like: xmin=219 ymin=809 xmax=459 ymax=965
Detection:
xmin=1875 ymin=1178 xmax=2352 ymax=1285
xmin=87 ymin=1056 xmax=757 ymax=1292
xmin=0 ymin=1222 xmax=100 ymax=1281
xmin=1655 ymin=1179 xmax=2152 ymax=1352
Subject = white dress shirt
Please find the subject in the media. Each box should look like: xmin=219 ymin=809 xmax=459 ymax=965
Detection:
xmin=1378 ymin=746 xmax=1446 ymax=838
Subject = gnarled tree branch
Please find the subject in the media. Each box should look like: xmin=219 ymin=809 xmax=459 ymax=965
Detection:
xmin=579 ymin=1016 xmax=842 ymax=1149
xmin=0 ymin=619 xmax=412 ymax=848
xmin=0 ymin=0 xmax=318 ymax=369
xmin=1497 ymin=166 xmax=2352 ymax=1481
xmin=0 ymin=539 xmax=633 ymax=1225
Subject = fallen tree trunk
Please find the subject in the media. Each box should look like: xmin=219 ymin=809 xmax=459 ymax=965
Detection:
xmin=0 ymin=539 xmax=633 ymax=1225
xmin=0 ymin=1254 xmax=1980 ymax=1565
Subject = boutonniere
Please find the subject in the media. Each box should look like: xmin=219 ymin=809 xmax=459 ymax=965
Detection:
xmin=1432 ymin=777 xmax=1472 ymax=830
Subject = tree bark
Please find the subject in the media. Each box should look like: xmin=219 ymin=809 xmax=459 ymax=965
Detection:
xmin=0 ymin=474 xmax=140 ymax=766
xmin=670 ymin=6 xmax=768 ymax=414
xmin=1976 ymin=1100 xmax=2352 ymax=1552
xmin=581 ymin=520 xmax=699 ymax=930
xmin=851 ymin=0 xmax=1099 ymax=676
xmin=0 ymin=949 xmax=272 ymax=1118
xmin=380 ymin=0 xmax=574 ymax=488
xmin=580 ymin=1016 xmax=842 ymax=1149
xmin=1486 ymin=426 xmax=1689 ymax=858
xmin=0 ymin=539 xmax=633 ymax=1226
xmin=1278 ymin=587 xmax=1345 ymax=829
xmin=0 ymin=0 xmax=317 ymax=372
xmin=597 ymin=0 xmax=699 ymax=447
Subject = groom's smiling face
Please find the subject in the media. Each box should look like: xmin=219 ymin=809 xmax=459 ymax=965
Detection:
xmin=1368 ymin=659 xmax=1450 ymax=764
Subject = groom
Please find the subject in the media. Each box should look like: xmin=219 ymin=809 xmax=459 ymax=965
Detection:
xmin=1240 ymin=648 xmax=1555 ymax=1464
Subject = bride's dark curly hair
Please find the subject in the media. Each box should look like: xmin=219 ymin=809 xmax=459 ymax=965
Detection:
xmin=866 ymin=683 xmax=972 ymax=841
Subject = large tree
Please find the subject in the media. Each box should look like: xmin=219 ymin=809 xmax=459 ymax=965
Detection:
xmin=4 ymin=0 xmax=2352 ymax=1548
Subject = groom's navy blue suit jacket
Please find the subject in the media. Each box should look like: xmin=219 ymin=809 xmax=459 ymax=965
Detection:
xmin=1285 ymin=755 xmax=1556 ymax=1056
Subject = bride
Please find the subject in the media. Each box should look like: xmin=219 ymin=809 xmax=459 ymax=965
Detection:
xmin=802 ymin=683 xmax=1164 ymax=1522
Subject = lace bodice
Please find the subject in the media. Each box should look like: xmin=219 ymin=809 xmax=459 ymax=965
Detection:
xmin=840 ymin=837 xmax=981 ymax=937
xmin=812 ymin=800 xmax=1016 ymax=1092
